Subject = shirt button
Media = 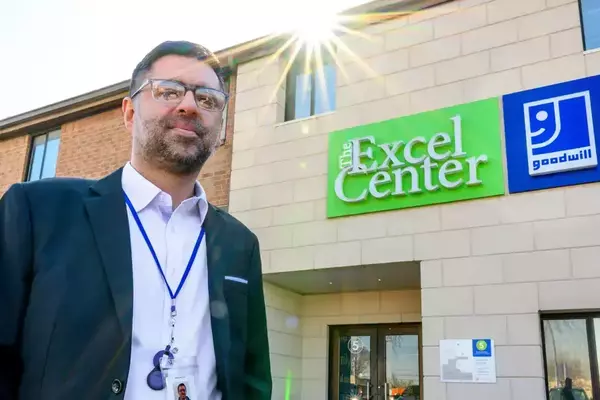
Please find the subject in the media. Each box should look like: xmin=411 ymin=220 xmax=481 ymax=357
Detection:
xmin=111 ymin=379 xmax=123 ymax=394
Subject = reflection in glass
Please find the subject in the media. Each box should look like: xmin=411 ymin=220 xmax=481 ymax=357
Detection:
xmin=28 ymin=135 xmax=47 ymax=181
xmin=293 ymin=72 xmax=312 ymax=120
xmin=41 ymin=132 xmax=61 ymax=179
xmin=339 ymin=335 xmax=370 ymax=400
xmin=28 ymin=130 xmax=61 ymax=181
xmin=581 ymin=0 xmax=600 ymax=51
xmin=592 ymin=318 xmax=600 ymax=400
xmin=543 ymin=319 xmax=592 ymax=400
xmin=219 ymin=79 xmax=230 ymax=143
xmin=385 ymin=335 xmax=420 ymax=400
xmin=314 ymin=62 xmax=336 ymax=115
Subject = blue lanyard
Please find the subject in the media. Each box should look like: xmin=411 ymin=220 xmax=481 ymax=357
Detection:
xmin=124 ymin=193 xmax=205 ymax=305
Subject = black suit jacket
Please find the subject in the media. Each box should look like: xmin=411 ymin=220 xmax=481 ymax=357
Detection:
xmin=0 ymin=168 xmax=272 ymax=400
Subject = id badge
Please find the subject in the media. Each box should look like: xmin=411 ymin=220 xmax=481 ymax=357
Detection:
xmin=160 ymin=355 xmax=198 ymax=400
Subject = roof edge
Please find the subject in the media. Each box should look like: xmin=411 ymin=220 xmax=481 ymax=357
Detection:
xmin=0 ymin=79 xmax=129 ymax=129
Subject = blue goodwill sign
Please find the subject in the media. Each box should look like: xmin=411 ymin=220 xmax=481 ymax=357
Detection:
xmin=503 ymin=74 xmax=600 ymax=193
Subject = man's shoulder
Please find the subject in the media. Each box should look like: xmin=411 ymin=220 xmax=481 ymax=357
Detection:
xmin=21 ymin=176 xmax=96 ymax=192
xmin=5 ymin=176 xmax=97 ymax=201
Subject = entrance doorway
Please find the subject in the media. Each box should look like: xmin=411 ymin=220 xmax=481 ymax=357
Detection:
xmin=329 ymin=324 xmax=422 ymax=400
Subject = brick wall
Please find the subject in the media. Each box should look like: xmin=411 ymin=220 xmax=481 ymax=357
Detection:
xmin=57 ymin=108 xmax=131 ymax=179
xmin=0 ymin=73 xmax=237 ymax=207
xmin=0 ymin=135 xmax=29 ymax=193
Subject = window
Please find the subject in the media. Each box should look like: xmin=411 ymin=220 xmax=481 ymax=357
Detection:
xmin=219 ymin=78 xmax=230 ymax=145
xmin=27 ymin=130 xmax=61 ymax=181
xmin=284 ymin=45 xmax=336 ymax=121
xmin=581 ymin=0 xmax=600 ymax=51
xmin=541 ymin=313 xmax=600 ymax=400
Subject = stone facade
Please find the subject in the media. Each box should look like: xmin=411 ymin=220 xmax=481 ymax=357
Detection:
xmin=229 ymin=0 xmax=600 ymax=398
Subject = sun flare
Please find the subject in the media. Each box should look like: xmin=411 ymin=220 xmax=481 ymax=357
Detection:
xmin=237 ymin=6 xmax=385 ymax=113
xmin=293 ymin=13 xmax=340 ymax=46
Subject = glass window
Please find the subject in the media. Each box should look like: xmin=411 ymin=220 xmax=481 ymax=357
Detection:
xmin=542 ymin=314 xmax=600 ymax=400
xmin=27 ymin=130 xmax=61 ymax=182
xmin=581 ymin=0 xmax=600 ymax=51
xmin=285 ymin=45 xmax=336 ymax=121
xmin=384 ymin=334 xmax=420 ymax=400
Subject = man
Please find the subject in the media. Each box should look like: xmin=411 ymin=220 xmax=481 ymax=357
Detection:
xmin=561 ymin=378 xmax=576 ymax=400
xmin=177 ymin=383 xmax=191 ymax=400
xmin=0 ymin=41 xmax=272 ymax=400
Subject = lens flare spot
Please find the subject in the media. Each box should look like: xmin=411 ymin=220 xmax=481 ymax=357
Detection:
xmin=285 ymin=315 xmax=299 ymax=329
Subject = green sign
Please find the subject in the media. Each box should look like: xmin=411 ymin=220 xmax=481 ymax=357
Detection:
xmin=476 ymin=340 xmax=488 ymax=351
xmin=327 ymin=98 xmax=505 ymax=218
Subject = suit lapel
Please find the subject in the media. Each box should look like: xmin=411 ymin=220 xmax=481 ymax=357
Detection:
xmin=204 ymin=206 xmax=231 ymax=396
xmin=84 ymin=168 xmax=133 ymax=338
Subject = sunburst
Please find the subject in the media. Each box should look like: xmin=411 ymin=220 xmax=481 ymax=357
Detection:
xmin=225 ymin=7 xmax=433 ymax=112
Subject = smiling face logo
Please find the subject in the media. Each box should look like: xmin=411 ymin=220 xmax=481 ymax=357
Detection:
xmin=476 ymin=340 xmax=488 ymax=352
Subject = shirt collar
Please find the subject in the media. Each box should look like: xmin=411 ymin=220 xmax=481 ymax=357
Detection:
xmin=121 ymin=162 xmax=208 ymax=223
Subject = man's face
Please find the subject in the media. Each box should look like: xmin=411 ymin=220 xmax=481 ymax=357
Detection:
xmin=123 ymin=54 xmax=224 ymax=175
xmin=178 ymin=384 xmax=187 ymax=398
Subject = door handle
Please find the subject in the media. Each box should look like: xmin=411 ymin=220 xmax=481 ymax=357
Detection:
xmin=365 ymin=380 xmax=370 ymax=399
xmin=383 ymin=382 xmax=389 ymax=400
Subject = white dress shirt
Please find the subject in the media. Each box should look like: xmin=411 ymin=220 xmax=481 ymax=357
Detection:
xmin=121 ymin=162 xmax=221 ymax=400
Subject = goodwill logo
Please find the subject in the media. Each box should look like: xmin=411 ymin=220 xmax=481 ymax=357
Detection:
xmin=326 ymin=98 xmax=505 ymax=218
xmin=503 ymin=74 xmax=600 ymax=194
xmin=524 ymin=92 xmax=597 ymax=175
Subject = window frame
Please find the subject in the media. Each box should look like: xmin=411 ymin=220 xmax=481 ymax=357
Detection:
xmin=540 ymin=311 xmax=600 ymax=400
xmin=284 ymin=44 xmax=336 ymax=122
xmin=25 ymin=129 xmax=61 ymax=182
xmin=219 ymin=76 xmax=231 ymax=146
xmin=328 ymin=323 xmax=422 ymax=400
xmin=578 ymin=0 xmax=600 ymax=51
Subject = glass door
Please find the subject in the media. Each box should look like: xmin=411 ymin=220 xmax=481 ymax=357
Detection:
xmin=331 ymin=327 xmax=377 ymax=400
xmin=378 ymin=326 xmax=421 ymax=400
xmin=329 ymin=324 xmax=422 ymax=400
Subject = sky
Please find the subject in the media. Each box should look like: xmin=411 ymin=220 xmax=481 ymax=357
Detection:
xmin=0 ymin=0 xmax=369 ymax=121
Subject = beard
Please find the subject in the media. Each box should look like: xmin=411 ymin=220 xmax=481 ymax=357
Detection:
xmin=136 ymin=113 xmax=218 ymax=175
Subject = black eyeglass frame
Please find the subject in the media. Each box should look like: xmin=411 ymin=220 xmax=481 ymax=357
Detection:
xmin=131 ymin=79 xmax=230 ymax=112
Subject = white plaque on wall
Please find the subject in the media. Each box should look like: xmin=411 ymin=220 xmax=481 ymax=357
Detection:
xmin=439 ymin=339 xmax=496 ymax=383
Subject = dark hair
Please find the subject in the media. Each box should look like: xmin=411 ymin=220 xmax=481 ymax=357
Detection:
xmin=177 ymin=383 xmax=186 ymax=390
xmin=129 ymin=40 xmax=225 ymax=96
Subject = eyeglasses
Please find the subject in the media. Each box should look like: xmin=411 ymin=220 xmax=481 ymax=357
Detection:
xmin=131 ymin=79 xmax=229 ymax=112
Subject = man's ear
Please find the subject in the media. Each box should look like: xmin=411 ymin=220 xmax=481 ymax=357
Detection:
xmin=122 ymin=97 xmax=135 ymax=133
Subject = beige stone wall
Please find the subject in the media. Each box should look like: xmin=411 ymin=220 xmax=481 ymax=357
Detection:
xmin=237 ymin=0 xmax=600 ymax=399
xmin=264 ymin=285 xmax=422 ymax=400
xmin=300 ymin=290 xmax=421 ymax=400
xmin=264 ymin=283 xmax=303 ymax=400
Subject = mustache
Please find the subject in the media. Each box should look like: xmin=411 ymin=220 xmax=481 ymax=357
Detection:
xmin=160 ymin=115 xmax=209 ymax=136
